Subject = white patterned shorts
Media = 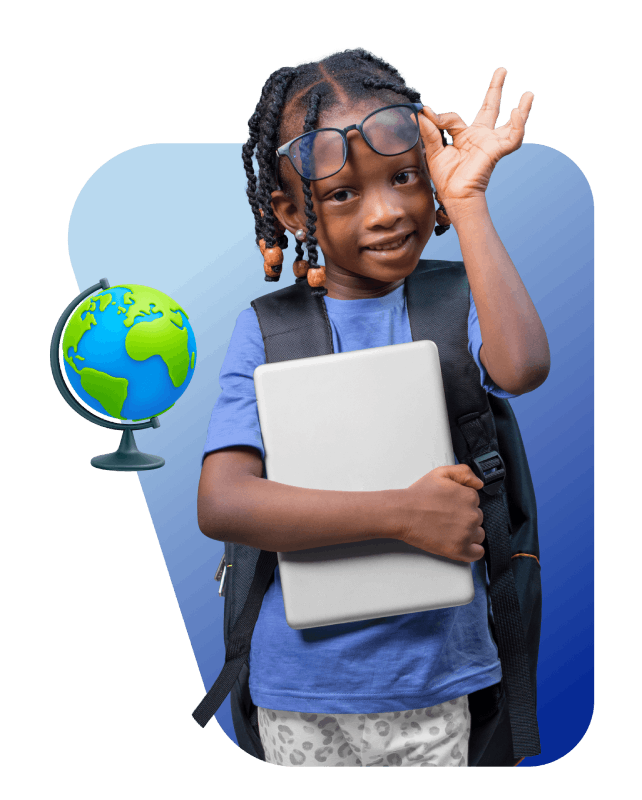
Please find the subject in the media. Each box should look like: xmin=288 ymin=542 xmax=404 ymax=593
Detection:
xmin=257 ymin=694 xmax=470 ymax=766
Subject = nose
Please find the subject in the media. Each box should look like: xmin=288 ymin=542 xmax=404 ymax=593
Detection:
xmin=362 ymin=184 xmax=405 ymax=230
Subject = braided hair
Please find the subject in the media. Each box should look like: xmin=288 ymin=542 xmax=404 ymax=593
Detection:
xmin=242 ymin=49 xmax=446 ymax=297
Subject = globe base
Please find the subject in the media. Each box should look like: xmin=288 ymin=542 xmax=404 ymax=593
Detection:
xmin=90 ymin=428 xmax=165 ymax=471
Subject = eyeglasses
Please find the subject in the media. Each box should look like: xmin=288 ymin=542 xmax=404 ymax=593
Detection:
xmin=275 ymin=102 xmax=424 ymax=182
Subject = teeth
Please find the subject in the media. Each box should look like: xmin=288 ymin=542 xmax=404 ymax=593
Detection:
xmin=368 ymin=235 xmax=409 ymax=251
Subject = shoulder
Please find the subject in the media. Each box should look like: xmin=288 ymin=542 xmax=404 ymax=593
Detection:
xmin=233 ymin=307 xmax=263 ymax=339
xmin=223 ymin=307 xmax=265 ymax=372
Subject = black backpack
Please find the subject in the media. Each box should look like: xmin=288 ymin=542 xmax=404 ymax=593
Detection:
xmin=193 ymin=259 xmax=542 ymax=767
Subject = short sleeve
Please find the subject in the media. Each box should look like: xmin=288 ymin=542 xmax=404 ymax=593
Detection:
xmin=202 ymin=308 xmax=266 ymax=462
xmin=467 ymin=290 xmax=518 ymax=400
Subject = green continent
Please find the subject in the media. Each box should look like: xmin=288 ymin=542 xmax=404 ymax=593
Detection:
xmin=115 ymin=285 xmax=191 ymax=388
xmin=79 ymin=368 xmax=128 ymax=418
xmin=62 ymin=292 xmax=113 ymax=373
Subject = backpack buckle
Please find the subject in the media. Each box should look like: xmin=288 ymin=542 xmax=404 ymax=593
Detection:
xmin=472 ymin=451 xmax=506 ymax=495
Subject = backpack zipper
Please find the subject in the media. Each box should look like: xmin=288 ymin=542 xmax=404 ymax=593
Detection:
xmin=215 ymin=554 xmax=231 ymax=597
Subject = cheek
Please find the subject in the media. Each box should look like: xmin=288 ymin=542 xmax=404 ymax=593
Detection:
xmin=312 ymin=209 xmax=357 ymax=254
xmin=406 ymin=189 xmax=436 ymax=249
xmin=414 ymin=186 xmax=436 ymax=227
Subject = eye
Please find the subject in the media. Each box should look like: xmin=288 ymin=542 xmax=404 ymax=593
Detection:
xmin=331 ymin=189 xmax=355 ymax=202
xmin=394 ymin=171 xmax=416 ymax=185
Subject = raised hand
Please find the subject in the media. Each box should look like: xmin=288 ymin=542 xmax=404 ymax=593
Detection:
xmin=419 ymin=68 xmax=533 ymax=207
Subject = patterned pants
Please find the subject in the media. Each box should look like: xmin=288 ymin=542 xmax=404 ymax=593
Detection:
xmin=257 ymin=695 xmax=470 ymax=766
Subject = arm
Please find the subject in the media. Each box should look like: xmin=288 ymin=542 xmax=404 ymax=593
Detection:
xmin=198 ymin=445 xmax=401 ymax=551
xmin=420 ymin=68 xmax=551 ymax=395
xmin=449 ymin=197 xmax=550 ymax=395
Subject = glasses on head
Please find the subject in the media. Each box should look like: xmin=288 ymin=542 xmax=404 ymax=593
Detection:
xmin=275 ymin=102 xmax=424 ymax=183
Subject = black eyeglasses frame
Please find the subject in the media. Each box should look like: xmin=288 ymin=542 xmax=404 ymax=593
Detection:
xmin=274 ymin=102 xmax=424 ymax=184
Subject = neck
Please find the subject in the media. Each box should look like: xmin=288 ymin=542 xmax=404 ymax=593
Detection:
xmin=323 ymin=272 xmax=406 ymax=300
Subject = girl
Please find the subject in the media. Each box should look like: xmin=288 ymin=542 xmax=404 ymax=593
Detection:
xmin=198 ymin=49 xmax=549 ymax=767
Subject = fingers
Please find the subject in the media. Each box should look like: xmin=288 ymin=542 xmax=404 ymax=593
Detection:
xmin=493 ymin=89 xmax=532 ymax=153
xmin=423 ymin=106 xmax=468 ymax=139
xmin=467 ymin=541 xmax=486 ymax=562
xmin=473 ymin=67 xmax=507 ymax=128
xmin=473 ymin=67 xmax=535 ymax=130
xmin=419 ymin=111 xmax=443 ymax=152
xmin=419 ymin=114 xmax=444 ymax=167
xmin=518 ymin=91 xmax=534 ymax=123
xmin=496 ymin=92 xmax=533 ymax=130
xmin=436 ymin=464 xmax=484 ymax=491
xmin=423 ymin=68 xmax=531 ymax=157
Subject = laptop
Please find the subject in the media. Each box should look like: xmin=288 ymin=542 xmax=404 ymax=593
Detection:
xmin=253 ymin=340 xmax=475 ymax=630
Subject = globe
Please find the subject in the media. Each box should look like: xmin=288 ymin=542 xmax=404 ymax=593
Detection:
xmin=62 ymin=284 xmax=196 ymax=421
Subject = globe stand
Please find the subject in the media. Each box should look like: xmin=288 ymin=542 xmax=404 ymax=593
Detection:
xmin=91 ymin=428 xmax=165 ymax=471
xmin=50 ymin=278 xmax=165 ymax=471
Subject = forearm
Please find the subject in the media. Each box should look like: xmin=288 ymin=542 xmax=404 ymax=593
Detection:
xmin=199 ymin=466 xmax=404 ymax=552
xmin=447 ymin=197 xmax=550 ymax=394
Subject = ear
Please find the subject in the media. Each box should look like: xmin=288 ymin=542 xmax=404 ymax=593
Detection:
xmin=271 ymin=190 xmax=306 ymax=236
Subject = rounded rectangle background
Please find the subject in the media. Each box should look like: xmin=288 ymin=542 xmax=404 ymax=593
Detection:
xmin=67 ymin=142 xmax=593 ymax=767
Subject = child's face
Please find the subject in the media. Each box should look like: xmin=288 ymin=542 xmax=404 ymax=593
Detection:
xmin=272 ymin=100 xmax=436 ymax=298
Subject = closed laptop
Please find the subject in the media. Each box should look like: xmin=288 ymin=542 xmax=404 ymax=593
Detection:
xmin=254 ymin=340 xmax=475 ymax=629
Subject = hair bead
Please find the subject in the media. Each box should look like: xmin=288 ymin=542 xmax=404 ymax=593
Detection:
xmin=259 ymin=238 xmax=284 ymax=262
xmin=306 ymin=264 xmax=326 ymax=287
xmin=292 ymin=259 xmax=309 ymax=278
xmin=259 ymin=237 xmax=284 ymax=278
xmin=434 ymin=191 xmax=451 ymax=235
xmin=264 ymin=263 xmax=282 ymax=279
xmin=263 ymin=247 xmax=283 ymax=268
xmin=436 ymin=207 xmax=450 ymax=227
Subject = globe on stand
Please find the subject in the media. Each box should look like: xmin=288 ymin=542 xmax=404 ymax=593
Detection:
xmin=51 ymin=278 xmax=197 ymax=470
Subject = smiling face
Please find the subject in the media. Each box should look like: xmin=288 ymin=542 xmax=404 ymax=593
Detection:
xmin=272 ymin=100 xmax=436 ymax=299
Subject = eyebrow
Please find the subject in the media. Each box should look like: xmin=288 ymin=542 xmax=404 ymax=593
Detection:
xmin=315 ymin=147 xmax=425 ymax=187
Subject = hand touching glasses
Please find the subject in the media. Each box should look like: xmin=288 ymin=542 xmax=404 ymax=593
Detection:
xmin=419 ymin=68 xmax=534 ymax=219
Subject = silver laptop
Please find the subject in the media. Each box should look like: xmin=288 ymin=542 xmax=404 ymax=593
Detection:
xmin=254 ymin=340 xmax=474 ymax=630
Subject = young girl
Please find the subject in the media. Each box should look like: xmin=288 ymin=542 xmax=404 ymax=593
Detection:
xmin=198 ymin=49 xmax=549 ymax=767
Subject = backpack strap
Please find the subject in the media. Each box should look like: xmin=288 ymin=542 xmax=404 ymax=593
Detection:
xmin=406 ymin=260 xmax=540 ymax=759
xmin=192 ymin=549 xmax=278 ymax=728
xmin=192 ymin=283 xmax=333 ymax=730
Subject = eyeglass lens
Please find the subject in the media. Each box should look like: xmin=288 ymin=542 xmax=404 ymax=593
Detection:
xmin=288 ymin=105 xmax=419 ymax=181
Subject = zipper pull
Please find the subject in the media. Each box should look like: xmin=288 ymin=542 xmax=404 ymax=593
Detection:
xmin=214 ymin=554 xmax=226 ymax=582
xmin=216 ymin=557 xmax=232 ymax=597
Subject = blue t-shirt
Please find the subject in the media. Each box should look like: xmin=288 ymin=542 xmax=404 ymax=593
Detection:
xmin=203 ymin=282 xmax=513 ymax=713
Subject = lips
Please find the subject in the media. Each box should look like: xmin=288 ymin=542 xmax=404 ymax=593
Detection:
xmin=364 ymin=232 xmax=413 ymax=251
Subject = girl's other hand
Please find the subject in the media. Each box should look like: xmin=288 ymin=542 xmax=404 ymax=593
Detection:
xmin=399 ymin=465 xmax=486 ymax=562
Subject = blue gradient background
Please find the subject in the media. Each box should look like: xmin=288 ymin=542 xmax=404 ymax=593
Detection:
xmin=68 ymin=143 xmax=593 ymax=767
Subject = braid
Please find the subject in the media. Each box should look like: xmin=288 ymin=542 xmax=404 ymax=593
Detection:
xmin=242 ymin=67 xmax=297 ymax=281
xmin=244 ymin=49 xmax=445 ymax=291
xmin=242 ymin=70 xmax=287 ymax=246
xmin=358 ymin=50 xmax=421 ymax=103
xmin=256 ymin=68 xmax=298 ymax=251
xmin=242 ymin=109 xmax=266 ymax=241
xmin=300 ymin=91 xmax=326 ymax=297
xmin=361 ymin=75 xmax=420 ymax=103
